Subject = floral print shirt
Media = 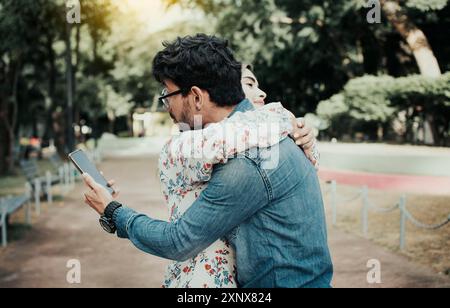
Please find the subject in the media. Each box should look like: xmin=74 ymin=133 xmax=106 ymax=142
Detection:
xmin=159 ymin=103 xmax=294 ymax=288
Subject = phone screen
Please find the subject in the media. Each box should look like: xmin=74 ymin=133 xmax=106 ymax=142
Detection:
xmin=68 ymin=149 xmax=114 ymax=195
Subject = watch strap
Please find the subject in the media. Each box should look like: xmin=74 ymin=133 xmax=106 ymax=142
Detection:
xmin=104 ymin=201 xmax=122 ymax=221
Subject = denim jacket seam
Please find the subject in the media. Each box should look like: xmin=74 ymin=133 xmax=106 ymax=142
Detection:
xmin=241 ymin=153 xmax=273 ymax=202
xmin=297 ymin=162 xmax=314 ymax=189
xmin=258 ymin=168 xmax=273 ymax=201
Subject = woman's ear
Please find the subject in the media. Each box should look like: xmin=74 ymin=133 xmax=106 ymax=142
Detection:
xmin=190 ymin=86 xmax=204 ymax=111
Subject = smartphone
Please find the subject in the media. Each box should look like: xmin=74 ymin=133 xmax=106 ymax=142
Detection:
xmin=68 ymin=149 xmax=114 ymax=195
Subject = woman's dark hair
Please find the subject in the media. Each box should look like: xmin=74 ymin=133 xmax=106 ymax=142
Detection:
xmin=152 ymin=34 xmax=245 ymax=107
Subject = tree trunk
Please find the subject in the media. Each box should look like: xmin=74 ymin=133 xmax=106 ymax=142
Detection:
xmin=108 ymin=117 xmax=115 ymax=134
xmin=65 ymin=19 xmax=75 ymax=153
xmin=380 ymin=0 xmax=442 ymax=78
xmin=0 ymin=59 xmax=21 ymax=175
xmin=107 ymin=108 xmax=115 ymax=134
xmin=73 ymin=24 xmax=81 ymax=126
xmin=52 ymin=109 xmax=67 ymax=158
xmin=6 ymin=61 xmax=21 ymax=174
xmin=0 ymin=101 xmax=7 ymax=174
xmin=380 ymin=0 xmax=442 ymax=145
xmin=0 ymin=57 xmax=8 ymax=174
xmin=43 ymin=34 xmax=59 ymax=154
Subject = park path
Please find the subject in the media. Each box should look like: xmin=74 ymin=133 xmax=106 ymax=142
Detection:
xmin=0 ymin=153 xmax=449 ymax=288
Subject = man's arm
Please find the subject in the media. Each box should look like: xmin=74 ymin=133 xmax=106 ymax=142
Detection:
xmin=113 ymin=157 xmax=269 ymax=261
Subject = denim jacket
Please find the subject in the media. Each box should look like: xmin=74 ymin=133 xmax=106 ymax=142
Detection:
xmin=113 ymin=99 xmax=333 ymax=288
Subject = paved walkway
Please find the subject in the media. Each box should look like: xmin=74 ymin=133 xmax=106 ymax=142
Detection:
xmin=320 ymin=142 xmax=450 ymax=177
xmin=0 ymin=155 xmax=449 ymax=288
xmin=330 ymin=229 xmax=450 ymax=288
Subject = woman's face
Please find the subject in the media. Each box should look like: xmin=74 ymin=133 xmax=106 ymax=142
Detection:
xmin=241 ymin=68 xmax=267 ymax=108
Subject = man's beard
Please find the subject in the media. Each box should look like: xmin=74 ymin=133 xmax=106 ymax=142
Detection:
xmin=173 ymin=101 xmax=196 ymax=131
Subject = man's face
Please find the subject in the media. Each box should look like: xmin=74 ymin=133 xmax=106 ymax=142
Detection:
xmin=241 ymin=68 xmax=267 ymax=108
xmin=163 ymin=80 xmax=195 ymax=130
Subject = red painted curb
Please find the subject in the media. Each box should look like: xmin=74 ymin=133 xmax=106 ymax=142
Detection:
xmin=319 ymin=168 xmax=450 ymax=196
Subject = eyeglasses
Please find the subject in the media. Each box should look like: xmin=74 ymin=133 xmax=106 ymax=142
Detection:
xmin=158 ymin=88 xmax=184 ymax=110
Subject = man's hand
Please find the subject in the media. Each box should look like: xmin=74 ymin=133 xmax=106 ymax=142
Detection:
xmin=82 ymin=173 xmax=119 ymax=215
xmin=291 ymin=119 xmax=317 ymax=166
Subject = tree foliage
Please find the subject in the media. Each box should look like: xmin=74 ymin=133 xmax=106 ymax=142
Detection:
xmin=168 ymin=0 xmax=449 ymax=144
xmin=316 ymin=72 xmax=450 ymax=144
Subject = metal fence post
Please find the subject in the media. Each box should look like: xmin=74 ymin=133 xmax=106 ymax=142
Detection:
xmin=69 ymin=164 xmax=75 ymax=188
xmin=58 ymin=166 xmax=64 ymax=193
xmin=64 ymin=163 xmax=70 ymax=193
xmin=361 ymin=186 xmax=369 ymax=237
xmin=72 ymin=163 xmax=79 ymax=181
xmin=25 ymin=183 xmax=32 ymax=224
xmin=399 ymin=195 xmax=407 ymax=251
xmin=1 ymin=198 xmax=7 ymax=247
xmin=34 ymin=178 xmax=41 ymax=215
xmin=46 ymin=171 xmax=53 ymax=204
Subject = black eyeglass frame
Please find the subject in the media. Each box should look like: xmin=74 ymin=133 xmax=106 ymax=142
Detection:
xmin=158 ymin=89 xmax=185 ymax=110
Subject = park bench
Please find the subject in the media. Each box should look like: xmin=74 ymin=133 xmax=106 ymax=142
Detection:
xmin=49 ymin=152 xmax=81 ymax=183
xmin=20 ymin=158 xmax=78 ymax=215
xmin=0 ymin=184 xmax=32 ymax=247
xmin=20 ymin=158 xmax=61 ymax=186
xmin=48 ymin=152 xmax=63 ymax=171
xmin=19 ymin=159 xmax=62 ymax=213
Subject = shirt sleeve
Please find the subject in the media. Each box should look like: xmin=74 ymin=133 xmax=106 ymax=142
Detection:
xmin=311 ymin=141 xmax=320 ymax=169
xmin=163 ymin=103 xmax=294 ymax=185
xmin=113 ymin=157 xmax=269 ymax=262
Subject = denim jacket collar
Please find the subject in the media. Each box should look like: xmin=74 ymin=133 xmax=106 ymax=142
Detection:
xmin=228 ymin=99 xmax=255 ymax=118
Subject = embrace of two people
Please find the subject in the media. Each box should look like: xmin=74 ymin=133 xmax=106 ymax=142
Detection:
xmin=82 ymin=34 xmax=333 ymax=288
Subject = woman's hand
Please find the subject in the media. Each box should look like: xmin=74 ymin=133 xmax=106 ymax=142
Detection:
xmin=291 ymin=119 xmax=317 ymax=166
xmin=82 ymin=173 xmax=120 ymax=215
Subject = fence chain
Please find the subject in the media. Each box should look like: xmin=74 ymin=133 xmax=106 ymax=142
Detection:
xmin=366 ymin=199 xmax=400 ymax=213
xmin=325 ymin=181 xmax=450 ymax=250
xmin=403 ymin=209 xmax=450 ymax=230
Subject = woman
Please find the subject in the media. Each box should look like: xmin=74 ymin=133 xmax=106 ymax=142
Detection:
xmin=241 ymin=64 xmax=319 ymax=166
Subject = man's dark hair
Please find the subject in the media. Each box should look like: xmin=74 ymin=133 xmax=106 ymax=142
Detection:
xmin=152 ymin=34 xmax=245 ymax=107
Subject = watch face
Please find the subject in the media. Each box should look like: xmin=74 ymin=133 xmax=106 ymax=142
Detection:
xmin=99 ymin=217 xmax=115 ymax=234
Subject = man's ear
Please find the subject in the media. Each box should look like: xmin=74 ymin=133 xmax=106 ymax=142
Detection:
xmin=190 ymin=86 xmax=204 ymax=111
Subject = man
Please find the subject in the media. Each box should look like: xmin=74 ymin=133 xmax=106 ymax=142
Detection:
xmin=83 ymin=34 xmax=333 ymax=288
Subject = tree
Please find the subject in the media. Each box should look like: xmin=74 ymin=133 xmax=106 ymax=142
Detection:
xmin=0 ymin=0 xmax=45 ymax=173
xmin=168 ymin=0 xmax=449 ymax=145
xmin=316 ymin=73 xmax=450 ymax=145
xmin=379 ymin=0 xmax=447 ymax=144
xmin=380 ymin=0 xmax=443 ymax=77
xmin=0 ymin=0 xmax=121 ymax=173
xmin=100 ymin=84 xmax=133 ymax=133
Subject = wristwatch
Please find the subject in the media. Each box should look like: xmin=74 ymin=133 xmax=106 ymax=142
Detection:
xmin=99 ymin=201 xmax=122 ymax=234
